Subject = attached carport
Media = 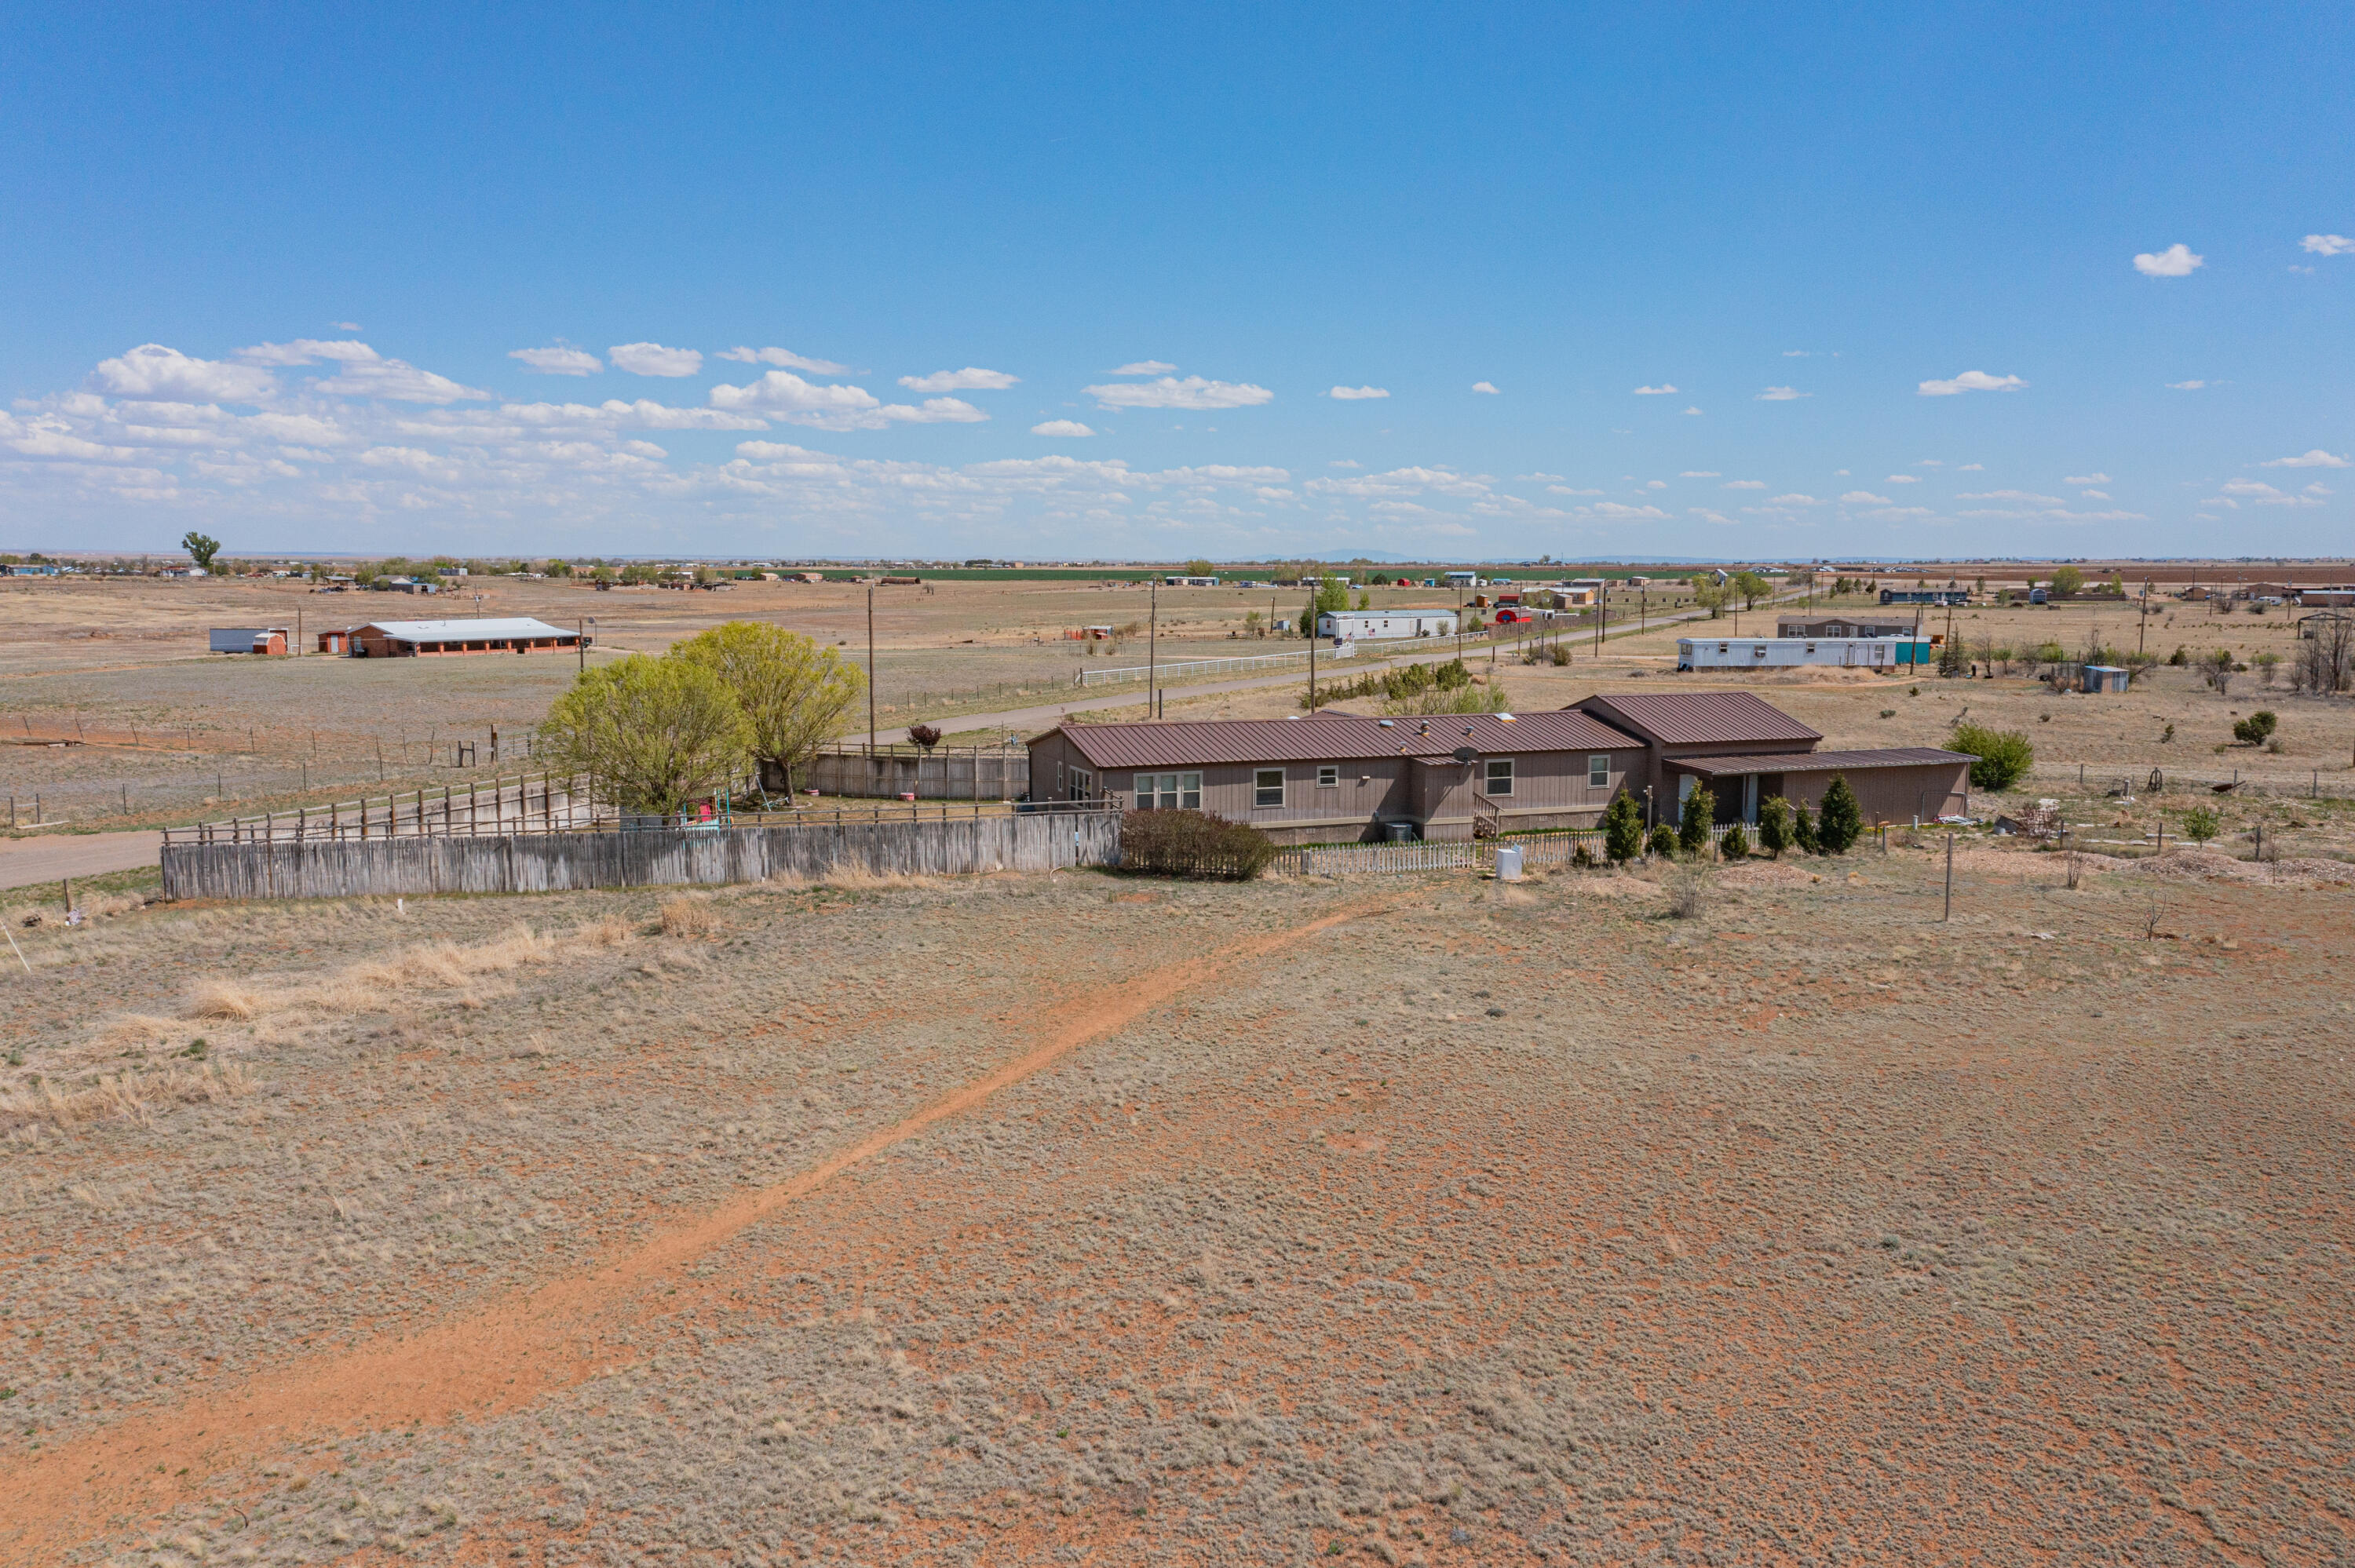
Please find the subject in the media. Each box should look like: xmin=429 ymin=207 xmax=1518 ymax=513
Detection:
xmin=1665 ymin=746 xmax=1974 ymax=826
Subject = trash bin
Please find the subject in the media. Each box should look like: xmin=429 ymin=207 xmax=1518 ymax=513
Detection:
xmin=1386 ymin=822 xmax=1416 ymax=843
xmin=1495 ymin=844 xmax=1524 ymax=881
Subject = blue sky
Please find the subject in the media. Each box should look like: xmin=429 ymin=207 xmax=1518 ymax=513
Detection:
xmin=2 ymin=3 xmax=2349 ymax=561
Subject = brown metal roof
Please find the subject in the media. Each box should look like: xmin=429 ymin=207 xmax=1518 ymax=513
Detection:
xmin=1575 ymin=690 xmax=1823 ymax=748
xmin=1038 ymin=709 xmax=1641 ymax=771
xmin=1670 ymin=747 xmax=1973 ymax=777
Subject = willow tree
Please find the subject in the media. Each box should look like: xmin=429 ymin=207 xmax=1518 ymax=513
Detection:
xmin=667 ymin=620 xmax=865 ymax=795
xmin=537 ymin=655 xmax=752 ymax=819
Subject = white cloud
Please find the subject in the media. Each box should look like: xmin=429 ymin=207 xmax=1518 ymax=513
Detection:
xmin=1327 ymin=385 xmax=1389 ymax=400
xmin=236 ymin=338 xmax=380 ymax=366
xmin=1546 ymin=486 xmax=1603 ymax=495
xmin=1886 ymin=474 xmax=1920 ymax=483
xmin=1083 ymin=376 xmax=1273 ymax=411
xmin=2166 ymin=380 xmax=2207 ymax=390
xmin=1916 ymin=458 xmax=1944 ymax=466
xmin=1470 ymin=381 xmax=1501 ymax=395
xmin=330 ymin=321 xmax=361 ymax=332
xmin=314 ymin=359 xmax=493 ymax=404
xmin=1645 ymin=480 xmax=1667 ymax=490
xmin=2260 ymin=449 xmax=2348 ymax=468
xmin=2133 ymin=243 xmax=2203 ymax=278
xmin=1959 ymin=463 xmax=1984 ymax=470
xmin=707 ymin=370 xmax=984 ymax=430
xmin=1959 ymin=489 xmax=2064 ymax=505
xmin=2081 ymin=490 xmax=2112 ymax=500
xmin=2215 ymin=478 xmax=2322 ymax=507
xmin=89 ymin=345 xmax=278 ymax=403
xmin=608 ymin=342 xmax=704 ymax=377
xmin=1681 ymin=406 xmax=1703 ymax=415
xmin=1632 ymin=384 xmax=1678 ymax=396
xmin=1722 ymin=479 xmax=1766 ymax=489
xmin=2299 ymin=235 xmax=2353 ymax=256
xmin=2063 ymin=472 xmax=2110 ymax=484
xmin=1754 ymin=386 xmax=1809 ymax=401
xmin=1678 ymin=470 xmax=1721 ymax=478
xmin=1840 ymin=490 xmax=1893 ymax=505
xmin=1584 ymin=501 xmax=1669 ymax=520
xmin=1329 ymin=459 xmax=1361 ymax=469
xmin=1030 ymin=420 xmax=1094 ymax=437
xmin=900 ymin=367 xmax=1019 ymax=392
xmin=1109 ymin=361 xmax=1177 ymax=375
xmin=480 ymin=399 xmax=767 ymax=432
xmin=1783 ymin=350 xmax=1812 ymax=357
xmin=1769 ymin=493 xmax=1819 ymax=505
xmin=1515 ymin=472 xmax=1563 ymax=481
xmin=509 ymin=346 xmax=602 ymax=376
xmin=1689 ymin=508 xmax=1733 ymax=524
xmin=1918 ymin=370 xmax=2025 ymax=396
xmin=718 ymin=347 xmax=849 ymax=375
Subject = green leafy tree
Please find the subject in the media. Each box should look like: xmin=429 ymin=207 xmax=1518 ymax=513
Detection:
xmin=181 ymin=531 xmax=221 ymax=571
xmin=2232 ymin=710 xmax=2278 ymax=746
xmin=1184 ymin=559 xmax=1215 ymax=577
xmin=1301 ymin=574 xmax=1350 ymax=638
xmin=1948 ymin=722 xmax=2034 ymax=790
xmin=1646 ymin=822 xmax=1679 ymax=859
xmin=1601 ymin=791 xmax=1645 ymax=864
xmin=1678 ymin=783 xmax=1716 ymax=856
xmin=1792 ymin=800 xmax=1819 ymax=854
xmin=667 ymin=621 xmax=864 ymax=795
xmin=2048 ymin=564 xmax=2085 ymax=597
xmin=1730 ymin=571 xmax=1769 ymax=609
xmin=1816 ymin=775 xmax=1864 ymax=853
xmin=535 ymin=655 xmax=752 ymax=819
xmin=2180 ymin=804 xmax=2220 ymax=843
xmin=1691 ymin=579 xmax=1730 ymax=618
xmin=1757 ymin=795 xmax=1793 ymax=857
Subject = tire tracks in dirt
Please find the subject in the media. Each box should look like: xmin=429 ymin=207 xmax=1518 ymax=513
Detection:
xmin=3 ymin=895 xmax=1386 ymax=1563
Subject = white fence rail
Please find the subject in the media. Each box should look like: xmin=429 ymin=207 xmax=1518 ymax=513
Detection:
xmin=1075 ymin=644 xmax=1356 ymax=687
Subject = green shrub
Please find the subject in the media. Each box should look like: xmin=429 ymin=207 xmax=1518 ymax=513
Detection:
xmin=1948 ymin=721 xmax=2034 ymax=791
xmin=1678 ymin=784 xmax=1715 ymax=856
xmin=1646 ymin=822 xmax=1678 ymax=859
xmin=1756 ymin=795 xmax=1792 ymax=857
xmin=2180 ymin=804 xmax=2220 ymax=843
xmin=1601 ymin=791 xmax=1645 ymax=864
xmin=1119 ymin=810 xmax=1276 ymax=880
xmin=2232 ymin=710 xmax=2277 ymax=746
xmin=1816 ymin=776 xmax=1864 ymax=854
xmin=1720 ymin=822 xmax=1751 ymax=859
xmin=1792 ymin=800 xmax=1819 ymax=854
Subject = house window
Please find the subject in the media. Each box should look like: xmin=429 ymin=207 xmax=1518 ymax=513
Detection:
xmin=1484 ymin=758 xmax=1513 ymax=796
xmin=1134 ymin=771 xmax=1202 ymax=810
xmin=1069 ymin=767 xmax=1092 ymax=801
xmin=1587 ymin=753 xmax=1609 ymax=789
xmin=1254 ymin=768 xmax=1286 ymax=808
xmin=1316 ymin=764 xmax=1339 ymax=788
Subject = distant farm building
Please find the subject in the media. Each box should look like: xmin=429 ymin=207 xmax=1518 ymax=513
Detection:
xmin=2080 ymin=665 xmax=2131 ymax=693
xmin=344 ymin=618 xmax=586 ymax=658
xmin=1776 ymin=615 xmax=1920 ymax=638
xmin=209 ymin=626 xmax=290 ymax=655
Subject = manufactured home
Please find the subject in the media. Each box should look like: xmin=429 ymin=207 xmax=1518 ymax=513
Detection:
xmin=1675 ymin=636 xmax=1933 ymax=670
xmin=1316 ymin=609 xmax=1460 ymax=640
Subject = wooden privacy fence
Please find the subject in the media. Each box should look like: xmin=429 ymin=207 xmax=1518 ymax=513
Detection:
xmin=161 ymin=803 xmax=1122 ymax=900
xmin=794 ymin=745 xmax=1029 ymax=801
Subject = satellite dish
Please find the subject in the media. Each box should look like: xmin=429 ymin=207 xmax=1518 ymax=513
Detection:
xmin=1451 ymin=745 xmax=1477 ymax=763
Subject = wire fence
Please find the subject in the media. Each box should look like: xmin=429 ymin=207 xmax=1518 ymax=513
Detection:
xmin=1075 ymin=644 xmax=1359 ymax=687
xmin=2022 ymin=763 xmax=2355 ymax=800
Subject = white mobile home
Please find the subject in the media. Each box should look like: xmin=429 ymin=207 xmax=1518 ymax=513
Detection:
xmin=1317 ymin=609 xmax=1460 ymax=641
xmin=1677 ymin=636 xmax=1904 ymax=671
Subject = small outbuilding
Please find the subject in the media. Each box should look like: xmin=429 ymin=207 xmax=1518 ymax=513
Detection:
xmin=2080 ymin=664 xmax=2131 ymax=694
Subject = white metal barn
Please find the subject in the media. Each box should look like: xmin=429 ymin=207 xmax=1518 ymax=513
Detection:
xmin=1316 ymin=610 xmax=1461 ymax=640
xmin=1677 ymin=636 xmax=1899 ymax=671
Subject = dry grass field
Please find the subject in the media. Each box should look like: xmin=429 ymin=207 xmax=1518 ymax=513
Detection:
xmin=4 ymin=838 xmax=2353 ymax=1566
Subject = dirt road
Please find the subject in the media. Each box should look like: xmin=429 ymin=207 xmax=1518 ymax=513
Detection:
xmin=0 ymin=829 xmax=160 ymax=890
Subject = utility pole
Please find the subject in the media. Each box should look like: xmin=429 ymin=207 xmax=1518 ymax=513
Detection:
xmin=866 ymin=588 xmax=877 ymax=753
xmin=1944 ymin=832 xmax=1954 ymax=920
xmin=2138 ymin=578 xmax=2150 ymax=656
xmin=1148 ymin=580 xmax=1159 ymax=720
xmin=577 ymin=616 xmax=595 ymax=673
xmin=1308 ymin=632 xmax=1316 ymax=713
